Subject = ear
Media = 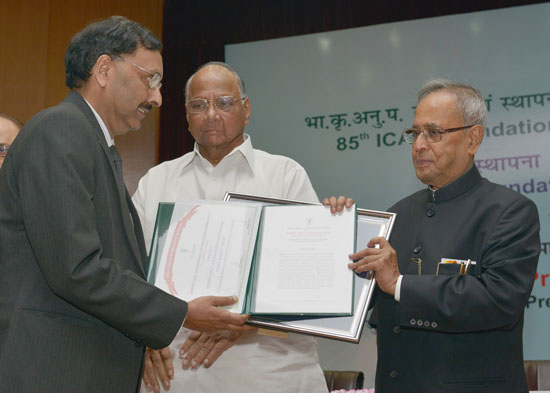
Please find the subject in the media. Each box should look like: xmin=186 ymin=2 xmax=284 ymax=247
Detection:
xmin=185 ymin=110 xmax=191 ymax=132
xmin=467 ymin=124 xmax=483 ymax=155
xmin=243 ymin=97 xmax=251 ymax=126
xmin=91 ymin=54 xmax=114 ymax=88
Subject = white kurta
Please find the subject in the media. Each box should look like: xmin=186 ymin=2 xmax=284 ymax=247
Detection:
xmin=133 ymin=135 xmax=328 ymax=393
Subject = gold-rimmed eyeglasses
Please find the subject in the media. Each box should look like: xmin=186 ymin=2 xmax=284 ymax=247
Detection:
xmin=120 ymin=57 xmax=162 ymax=89
xmin=186 ymin=96 xmax=246 ymax=114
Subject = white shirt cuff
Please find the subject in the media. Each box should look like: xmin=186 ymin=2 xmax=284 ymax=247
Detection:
xmin=394 ymin=275 xmax=403 ymax=302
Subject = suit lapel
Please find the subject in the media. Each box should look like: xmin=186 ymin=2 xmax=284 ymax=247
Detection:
xmin=101 ymin=144 xmax=147 ymax=277
xmin=65 ymin=92 xmax=147 ymax=277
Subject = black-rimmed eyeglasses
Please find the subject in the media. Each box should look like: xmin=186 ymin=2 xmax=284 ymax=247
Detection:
xmin=402 ymin=125 xmax=475 ymax=144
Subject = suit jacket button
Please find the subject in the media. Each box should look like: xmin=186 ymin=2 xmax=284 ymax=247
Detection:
xmin=390 ymin=370 xmax=399 ymax=379
xmin=409 ymin=318 xmax=416 ymax=325
xmin=393 ymin=326 xmax=401 ymax=334
xmin=431 ymin=321 xmax=438 ymax=328
xmin=416 ymin=319 xmax=423 ymax=326
xmin=424 ymin=320 xmax=430 ymax=327
xmin=413 ymin=245 xmax=422 ymax=254
xmin=426 ymin=208 xmax=435 ymax=217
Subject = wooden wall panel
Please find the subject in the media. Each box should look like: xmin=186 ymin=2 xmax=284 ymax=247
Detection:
xmin=1 ymin=0 xmax=163 ymax=194
xmin=0 ymin=0 xmax=50 ymax=123
xmin=47 ymin=0 xmax=164 ymax=194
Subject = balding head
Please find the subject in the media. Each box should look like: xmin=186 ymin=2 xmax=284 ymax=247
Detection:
xmin=184 ymin=62 xmax=251 ymax=166
xmin=185 ymin=62 xmax=247 ymax=102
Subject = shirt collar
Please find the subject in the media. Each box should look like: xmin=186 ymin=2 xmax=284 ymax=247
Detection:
xmin=192 ymin=133 xmax=255 ymax=174
xmin=83 ymin=98 xmax=114 ymax=147
xmin=428 ymin=164 xmax=482 ymax=203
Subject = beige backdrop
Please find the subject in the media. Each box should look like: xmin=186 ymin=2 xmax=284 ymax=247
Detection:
xmin=0 ymin=0 xmax=163 ymax=194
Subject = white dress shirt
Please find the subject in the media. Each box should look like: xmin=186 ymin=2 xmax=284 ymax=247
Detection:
xmin=83 ymin=98 xmax=114 ymax=147
xmin=134 ymin=134 xmax=319 ymax=248
xmin=133 ymin=134 xmax=327 ymax=393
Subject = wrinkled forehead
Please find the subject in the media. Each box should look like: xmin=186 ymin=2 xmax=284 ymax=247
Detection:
xmin=414 ymin=91 xmax=462 ymax=127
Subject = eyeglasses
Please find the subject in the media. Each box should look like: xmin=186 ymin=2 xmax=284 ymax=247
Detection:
xmin=0 ymin=143 xmax=10 ymax=157
xmin=121 ymin=57 xmax=162 ymax=89
xmin=186 ymin=96 xmax=246 ymax=114
xmin=402 ymin=124 xmax=475 ymax=144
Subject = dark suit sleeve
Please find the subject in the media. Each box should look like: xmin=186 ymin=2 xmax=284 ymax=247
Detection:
xmin=15 ymin=111 xmax=186 ymax=349
xmin=397 ymin=197 xmax=540 ymax=333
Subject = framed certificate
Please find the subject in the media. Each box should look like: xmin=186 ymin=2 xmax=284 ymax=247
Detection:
xmin=224 ymin=192 xmax=396 ymax=343
xmin=245 ymin=203 xmax=356 ymax=316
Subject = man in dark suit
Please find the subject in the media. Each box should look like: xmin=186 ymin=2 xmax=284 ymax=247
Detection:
xmin=348 ymin=79 xmax=540 ymax=392
xmin=0 ymin=16 xmax=248 ymax=393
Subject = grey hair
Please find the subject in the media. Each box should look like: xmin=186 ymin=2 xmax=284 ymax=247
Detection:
xmin=0 ymin=113 xmax=24 ymax=129
xmin=65 ymin=16 xmax=161 ymax=89
xmin=417 ymin=78 xmax=487 ymax=128
xmin=185 ymin=61 xmax=247 ymax=102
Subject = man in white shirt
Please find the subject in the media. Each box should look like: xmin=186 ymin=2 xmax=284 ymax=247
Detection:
xmin=133 ymin=62 xmax=328 ymax=393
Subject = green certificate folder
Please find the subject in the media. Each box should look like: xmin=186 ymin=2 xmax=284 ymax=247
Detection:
xmin=147 ymin=200 xmax=356 ymax=317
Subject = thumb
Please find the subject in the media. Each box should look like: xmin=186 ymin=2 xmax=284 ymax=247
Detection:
xmin=210 ymin=295 xmax=238 ymax=307
xmin=367 ymin=236 xmax=386 ymax=248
